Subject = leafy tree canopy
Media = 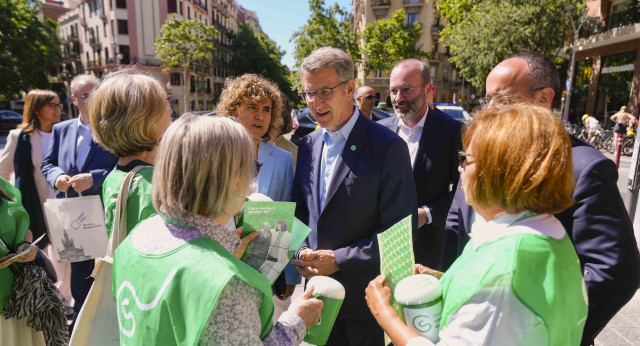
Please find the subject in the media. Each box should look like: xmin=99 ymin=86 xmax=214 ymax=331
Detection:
xmin=291 ymin=0 xmax=360 ymax=69
xmin=362 ymin=9 xmax=429 ymax=75
xmin=438 ymin=0 xmax=585 ymax=88
xmin=0 ymin=0 xmax=62 ymax=101
xmin=230 ymin=22 xmax=296 ymax=103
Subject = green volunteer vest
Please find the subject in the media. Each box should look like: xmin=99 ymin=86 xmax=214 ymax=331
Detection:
xmin=112 ymin=223 xmax=274 ymax=345
xmin=102 ymin=166 xmax=155 ymax=239
xmin=0 ymin=178 xmax=29 ymax=313
xmin=440 ymin=233 xmax=588 ymax=346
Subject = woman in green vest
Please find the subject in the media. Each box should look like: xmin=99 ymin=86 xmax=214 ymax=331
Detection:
xmin=89 ymin=69 xmax=172 ymax=238
xmin=0 ymin=177 xmax=44 ymax=345
xmin=112 ymin=115 xmax=323 ymax=345
xmin=365 ymin=104 xmax=588 ymax=345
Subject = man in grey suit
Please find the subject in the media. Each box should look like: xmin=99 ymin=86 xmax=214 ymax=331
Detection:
xmin=291 ymin=47 xmax=418 ymax=345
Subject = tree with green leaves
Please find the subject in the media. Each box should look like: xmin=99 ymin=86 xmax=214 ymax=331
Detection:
xmin=437 ymin=0 xmax=585 ymax=88
xmin=291 ymin=0 xmax=360 ymax=69
xmin=230 ymin=22 xmax=295 ymax=102
xmin=362 ymin=9 xmax=429 ymax=75
xmin=155 ymin=15 xmax=217 ymax=113
xmin=0 ymin=0 xmax=62 ymax=102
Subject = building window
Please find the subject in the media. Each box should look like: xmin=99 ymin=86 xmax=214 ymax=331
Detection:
xmin=170 ymin=73 xmax=182 ymax=86
xmin=105 ymin=47 xmax=109 ymax=63
xmin=179 ymin=1 xmax=183 ymax=15
xmin=190 ymin=75 xmax=196 ymax=92
xmin=407 ymin=13 xmax=418 ymax=26
xmin=118 ymin=19 xmax=128 ymax=35
xmin=187 ymin=6 xmax=191 ymax=19
xmin=116 ymin=0 xmax=126 ymax=9
xmin=168 ymin=0 xmax=177 ymax=13
xmin=103 ymin=21 xmax=107 ymax=37
xmin=119 ymin=45 xmax=130 ymax=64
xmin=206 ymin=79 xmax=211 ymax=93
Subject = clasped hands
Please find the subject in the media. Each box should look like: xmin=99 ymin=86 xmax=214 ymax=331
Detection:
xmin=291 ymin=248 xmax=339 ymax=279
xmin=0 ymin=243 xmax=37 ymax=269
xmin=55 ymin=173 xmax=94 ymax=193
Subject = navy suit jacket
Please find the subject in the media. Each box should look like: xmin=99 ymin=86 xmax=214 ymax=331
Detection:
xmin=443 ymin=135 xmax=640 ymax=344
xmin=41 ymin=119 xmax=118 ymax=198
xmin=293 ymin=111 xmax=418 ymax=319
xmin=378 ymin=108 xmax=462 ymax=269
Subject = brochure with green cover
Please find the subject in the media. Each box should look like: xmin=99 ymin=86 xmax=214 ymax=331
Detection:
xmin=241 ymin=201 xmax=310 ymax=284
xmin=0 ymin=233 xmax=46 ymax=267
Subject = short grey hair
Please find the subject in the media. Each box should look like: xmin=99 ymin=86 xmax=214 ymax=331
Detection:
xmin=394 ymin=59 xmax=431 ymax=84
xmin=152 ymin=115 xmax=255 ymax=220
xmin=300 ymin=47 xmax=354 ymax=82
xmin=70 ymin=74 xmax=100 ymax=95
xmin=508 ymin=52 xmax=559 ymax=104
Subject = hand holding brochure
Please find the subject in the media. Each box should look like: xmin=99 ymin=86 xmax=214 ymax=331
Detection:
xmin=241 ymin=201 xmax=311 ymax=284
xmin=0 ymin=233 xmax=46 ymax=267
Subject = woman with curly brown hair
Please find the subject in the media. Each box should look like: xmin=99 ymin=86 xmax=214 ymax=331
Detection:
xmin=217 ymin=74 xmax=294 ymax=203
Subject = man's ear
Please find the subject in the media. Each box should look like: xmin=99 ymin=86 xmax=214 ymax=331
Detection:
xmin=537 ymin=87 xmax=555 ymax=108
xmin=346 ymin=80 xmax=356 ymax=97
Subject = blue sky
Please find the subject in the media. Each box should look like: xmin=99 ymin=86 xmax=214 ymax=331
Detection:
xmin=238 ymin=0 xmax=353 ymax=69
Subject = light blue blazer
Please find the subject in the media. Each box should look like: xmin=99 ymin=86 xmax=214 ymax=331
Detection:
xmin=257 ymin=141 xmax=294 ymax=203
xmin=257 ymin=141 xmax=298 ymax=285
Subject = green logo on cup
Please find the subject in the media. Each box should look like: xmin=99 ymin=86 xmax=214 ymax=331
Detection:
xmin=413 ymin=315 xmax=432 ymax=333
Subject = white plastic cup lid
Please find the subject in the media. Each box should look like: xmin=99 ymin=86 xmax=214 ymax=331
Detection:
xmin=394 ymin=274 xmax=442 ymax=305
xmin=308 ymin=276 xmax=345 ymax=300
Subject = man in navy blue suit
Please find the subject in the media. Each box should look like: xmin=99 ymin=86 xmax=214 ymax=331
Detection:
xmin=443 ymin=52 xmax=640 ymax=345
xmin=379 ymin=59 xmax=462 ymax=270
xmin=41 ymin=74 xmax=118 ymax=326
xmin=291 ymin=47 xmax=418 ymax=345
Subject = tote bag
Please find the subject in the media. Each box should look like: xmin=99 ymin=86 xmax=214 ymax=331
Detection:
xmin=69 ymin=167 xmax=143 ymax=346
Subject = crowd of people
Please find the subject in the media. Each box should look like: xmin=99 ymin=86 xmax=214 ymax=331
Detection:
xmin=0 ymin=46 xmax=638 ymax=346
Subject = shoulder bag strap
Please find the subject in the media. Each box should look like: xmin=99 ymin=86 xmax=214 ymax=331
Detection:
xmin=105 ymin=166 xmax=146 ymax=257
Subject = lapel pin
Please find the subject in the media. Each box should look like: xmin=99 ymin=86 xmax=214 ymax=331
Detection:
xmin=350 ymin=145 xmax=356 ymax=151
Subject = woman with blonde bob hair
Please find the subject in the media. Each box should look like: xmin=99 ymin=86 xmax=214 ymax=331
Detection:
xmin=366 ymin=104 xmax=589 ymax=346
xmin=216 ymin=74 xmax=294 ymax=203
xmin=112 ymin=115 xmax=322 ymax=345
xmin=89 ymin=69 xmax=171 ymax=238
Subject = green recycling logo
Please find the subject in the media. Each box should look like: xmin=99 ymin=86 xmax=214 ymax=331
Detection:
xmin=413 ymin=315 xmax=432 ymax=333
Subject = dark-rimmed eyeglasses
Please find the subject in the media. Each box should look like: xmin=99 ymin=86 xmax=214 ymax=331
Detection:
xmin=387 ymin=83 xmax=427 ymax=97
xmin=479 ymin=87 xmax=544 ymax=108
xmin=46 ymin=102 xmax=63 ymax=111
xmin=458 ymin=151 xmax=473 ymax=168
xmin=300 ymin=81 xmax=347 ymax=102
xmin=255 ymin=160 xmax=263 ymax=176
xmin=362 ymin=95 xmax=375 ymax=100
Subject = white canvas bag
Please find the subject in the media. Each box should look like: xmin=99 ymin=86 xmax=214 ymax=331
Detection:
xmin=69 ymin=167 xmax=143 ymax=346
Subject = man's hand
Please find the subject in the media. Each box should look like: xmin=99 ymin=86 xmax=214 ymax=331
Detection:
xmin=69 ymin=173 xmax=94 ymax=193
xmin=292 ymin=249 xmax=339 ymax=279
xmin=418 ymin=207 xmax=429 ymax=228
xmin=55 ymin=174 xmax=72 ymax=192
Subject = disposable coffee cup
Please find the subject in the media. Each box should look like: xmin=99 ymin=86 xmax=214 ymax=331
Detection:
xmin=304 ymin=276 xmax=345 ymax=345
xmin=394 ymin=274 xmax=443 ymax=343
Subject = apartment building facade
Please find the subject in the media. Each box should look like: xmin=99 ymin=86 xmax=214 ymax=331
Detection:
xmin=57 ymin=0 xmax=258 ymax=114
xmin=351 ymin=0 xmax=477 ymax=109
xmin=570 ymin=0 xmax=640 ymax=123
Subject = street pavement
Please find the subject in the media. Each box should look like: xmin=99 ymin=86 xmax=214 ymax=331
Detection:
xmin=0 ymin=134 xmax=638 ymax=344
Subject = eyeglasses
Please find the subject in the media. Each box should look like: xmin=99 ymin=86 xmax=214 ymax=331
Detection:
xmin=255 ymin=160 xmax=263 ymax=176
xmin=479 ymin=87 xmax=544 ymax=108
xmin=458 ymin=151 xmax=473 ymax=168
xmin=387 ymin=83 xmax=427 ymax=97
xmin=362 ymin=95 xmax=375 ymax=100
xmin=46 ymin=103 xmax=63 ymax=111
xmin=300 ymin=81 xmax=347 ymax=102
xmin=74 ymin=93 xmax=90 ymax=99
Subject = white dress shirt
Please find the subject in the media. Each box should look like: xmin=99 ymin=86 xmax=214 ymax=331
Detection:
xmin=396 ymin=110 xmax=432 ymax=224
xmin=75 ymin=118 xmax=93 ymax=170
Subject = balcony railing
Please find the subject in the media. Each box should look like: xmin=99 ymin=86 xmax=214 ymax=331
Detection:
xmin=193 ymin=0 xmax=207 ymax=11
xmin=431 ymin=24 xmax=444 ymax=33
xmin=403 ymin=0 xmax=423 ymax=5
xmin=579 ymin=7 xmax=640 ymax=38
xmin=371 ymin=0 xmax=391 ymax=8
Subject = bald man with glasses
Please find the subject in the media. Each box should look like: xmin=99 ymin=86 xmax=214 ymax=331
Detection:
xmin=443 ymin=52 xmax=640 ymax=346
xmin=355 ymin=86 xmax=376 ymax=119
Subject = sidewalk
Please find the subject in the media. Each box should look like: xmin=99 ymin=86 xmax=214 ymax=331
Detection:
xmin=596 ymin=151 xmax=640 ymax=345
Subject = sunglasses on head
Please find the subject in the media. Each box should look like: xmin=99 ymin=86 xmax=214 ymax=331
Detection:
xmin=458 ymin=151 xmax=473 ymax=168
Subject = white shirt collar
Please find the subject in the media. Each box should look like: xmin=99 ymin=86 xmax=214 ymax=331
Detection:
xmin=76 ymin=117 xmax=92 ymax=132
xmin=470 ymin=211 xmax=565 ymax=250
xmin=398 ymin=108 xmax=427 ymax=133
